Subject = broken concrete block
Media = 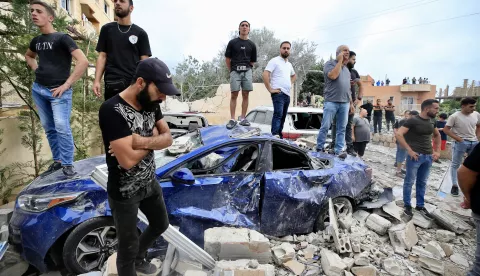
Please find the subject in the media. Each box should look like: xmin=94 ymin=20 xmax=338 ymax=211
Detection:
xmin=425 ymin=241 xmax=446 ymax=259
xmin=283 ymin=260 xmax=305 ymax=275
xmin=105 ymin=252 xmax=118 ymax=276
xmin=450 ymin=253 xmax=469 ymax=267
xmin=412 ymin=213 xmax=433 ymax=229
xmin=388 ymin=221 xmax=418 ymax=251
xmin=306 ymin=232 xmax=321 ymax=245
xmin=436 ymin=229 xmax=456 ymax=243
xmin=389 ymin=143 xmax=396 ymax=148
xmin=323 ymin=226 xmax=335 ymax=243
xmin=204 ymin=228 xmax=271 ymax=264
xmin=279 ymin=235 xmax=294 ymax=242
xmin=174 ymin=259 xmax=202 ymax=275
xmin=303 ymin=245 xmax=316 ymax=260
xmin=353 ymin=210 xmax=370 ymax=224
xmin=432 ymin=208 xmax=473 ymax=234
xmin=372 ymin=134 xmax=380 ymax=142
xmin=354 ymin=252 xmax=370 ymax=266
xmin=412 ymin=246 xmax=436 ymax=258
xmin=272 ymin=243 xmax=295 ymax=264
xmin=382 ymin=202 xmax=402 ymax=221
xmin=382 ymin=257 xmax=404 ymax=276
xmin=297 ymin=241 xmax=308 ymax=250
xmin=338 ymin=214 xmax=355 ymax=230
xmin=336 ymin=233 xmax=352 ymax=254
xmin=214 ymin=260 xmax=275 ymax=276
xmin=365 ymin=213 xmax=392 ymax=235
xmin=320 ymin=248 xmax=347 ymax=276
xmin=384 ymin=141 xmax=390 ymax=147
xmin=417 ymin=256 xmax=444 ymax=275
xmin=0 ymin=225 xmax=8 ymax=242
xmin=342 ymin=257 xmax=355 ymax=270
xmin=439 ymin=243 xmax=453 ymax=257
xmin=344 ymin=271 xmax=354 ymax=276
xmin=247 ymin=260 xmax=259 ymax=269
xmin=351 ymin=241 xmax=361 ymax=253
xmin=0 ymin=209 xmax=13 ymax=227
xmin=304 ymin=267 xmax=321 ymax=276
xmin=351 ymin=265 xmax=378 ymax=276
xmin=185 ymin=271 xmax=208 ymax=276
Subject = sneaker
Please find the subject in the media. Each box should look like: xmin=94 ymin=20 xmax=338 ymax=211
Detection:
xmin=415 ymin=206 xmax=434 ymax=220
xmin=336 ymin=151 xmax=347 ymax=159
xmin=403 ymin=206 xmax=413 ymax=217
xmin=62 ymin=166 xmax=77 ymax=177
xmin=395 ymin=172 xmax=405 ymax=178
xmin=239 ymin=118 xmax=251 ymax=126
xmin=346 ymin=147 xmax=357 ymax=157
xmin=450 ymin=186 xmax=459 ymax=197
xmin=226 ymin=119 xmax=237 ymax=129
xmin=135 ymin=259 xmax=158 ymax=276
xmin=40 ymin=162 xmax=62 ymax=177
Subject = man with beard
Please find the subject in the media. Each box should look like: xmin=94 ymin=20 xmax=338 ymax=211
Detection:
xmin=99 ymin=58 xmax=179 ymax=276
xmin=262 ymin=41 xmax=296 ymax=138
xmin=225 ymin=20 xmax=257 ymax=129
xmin=395 ymin=99 xmax=441 ymax=219
xmin=25 ymin=1 xmax=88 ymax=177
xmin=385 ymin=98 xmax=396 ymax=131
xmin=94 ymin=0 xmax=151 ymax=100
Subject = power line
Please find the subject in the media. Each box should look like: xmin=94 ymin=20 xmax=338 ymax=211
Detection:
xmin=316 ymin=12 xmax=480 ymax=45
xmin=311 ymin=0 xmax=440 ymax=32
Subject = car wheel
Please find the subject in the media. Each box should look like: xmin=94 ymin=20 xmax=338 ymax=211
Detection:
xmin=314 ymin=197 xmax=353 ymax=231
xmin=63 ymin=217 xmax=118 ymax=274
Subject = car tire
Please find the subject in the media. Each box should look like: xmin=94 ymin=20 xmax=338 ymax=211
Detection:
xmin=63 ymin=217 xmax=118 ymax=274
xmin=314 ymin=197 xmax=353 ymax=231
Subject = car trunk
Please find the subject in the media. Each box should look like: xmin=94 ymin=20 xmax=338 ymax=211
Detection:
xmin=282 ymin=112 xmax=322 ymax=140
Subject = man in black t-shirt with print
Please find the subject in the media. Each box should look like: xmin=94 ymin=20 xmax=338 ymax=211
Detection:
xmin=99 ymin=58 xmax=179 ymax=276
xmin=94 ymin=0 xmax=152 ymax=100
xmin=458 ymin=143 xmax=480 ymax=276
xmin=225 ymin=20 xmax=257 ymax=129
xmin=25 ymin=1 xmax=88 ymax=177
xmin=396 ymin=99 xmax=441 ymax=219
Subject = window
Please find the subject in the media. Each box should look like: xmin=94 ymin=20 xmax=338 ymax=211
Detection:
xmin=245 ymin=112 xmax=256 ymax=123
xmin=265 ymin=111 xmax=273 ymax=126
xmin=362 ymin=96 xmax=374 ymax=105
xmin=402 ymin=96 xmax=415 ymax=111
xmin=104 ymin=2 xmax=109 ymax=16
xmin=61 ymin=0 xmax=71 ymax=13
xmin=272 ymin=143 xmax=310 ymax=170
xmin=253 ymin=112 xmax=266 ymax=124
xmin=291 ymin=113 xmax=322 ymax=130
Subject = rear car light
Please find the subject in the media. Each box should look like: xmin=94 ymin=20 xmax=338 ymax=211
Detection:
xmin=282 ymin=132 xmax=302 ymax=140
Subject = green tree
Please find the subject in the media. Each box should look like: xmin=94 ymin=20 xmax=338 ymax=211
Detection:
xmin=300 ymin=59 xmax=325 ymax=97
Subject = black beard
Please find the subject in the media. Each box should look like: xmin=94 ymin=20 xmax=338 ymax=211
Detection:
xmin=281 ymin=53 xmax=289 ymax=58
xmin=347 ymin=62 xmax=354 ymax=69
xmin=137 ymin=87 xmax=161 ymax=112
xmin=427 ymin=112 xmax=436 ymax=118
xmin=115 ymin=9 xmax=129 ymax=18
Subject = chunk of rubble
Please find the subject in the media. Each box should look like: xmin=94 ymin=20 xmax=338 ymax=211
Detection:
xmin=344 ymin=271 xmax=354 ymax=276
xmin=432 ymin=208 xmax=473 ymax=234
xmin=272 ymin=243 xmax=295 ymax=264
xmin=435 ymin=229 xmax=456 ymax=243
xmin=425 ymin=241 xmax=446 ymax=259
xmin=351 ymin=265 xmax=378 ymax=276
xmin=204 ymin=228 xmax=271 ymax=264
xmin=353 ymin=210 xmax=370 ymax=224
xmin=303 ymin=244 xmax=317 ymax=260
xmin=213 ymin=260 xmax=275 ymax=276
xmin=365 ymin=213 xmax=392 ymax=235
xmin=388 ymin=221 xmax=418 ymax=251
xmin=283 ymin=259 xmax=305 ymax=275
xmin=354 ymin=251 xmax=370 ymax=266
xmin=342 ymin=257 xmax=355 ymax=270
xmin=412 ymin=213 xmax=434 ymax=229
xmin=329 ymin=198 xmax=352 ymax=253
xmin=439 ymin=243 xmax=453 ymax=257
xmin=185 ymin=271 xmax=208 ymax=276
xmin=338 ymin=214 xmax=355 ymax=230
xmin=382 ymin=258 xmax=404 ymax=276
xmin=417 ymin=256 xmax=444 ymax=275
xmin=174 ymin=259 xmax=202 ymax=275
xmin=450 ymin=253 xmax=469 ymax=267
xmin=382 ymin=202 xmax=403 ymax=221
xmin=306 ymin=232 xmax=321 ymax=245
xmin=304 ymin=266 xmax=321 ymax=276
xmin=320 ymin=248 xmax=347 ymax=276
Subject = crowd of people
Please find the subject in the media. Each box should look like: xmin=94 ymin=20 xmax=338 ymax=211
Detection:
xmin=24 ymin=0 xmax=480 ymax=275
xmin=402 ymin=76 xmax=430 ymax=84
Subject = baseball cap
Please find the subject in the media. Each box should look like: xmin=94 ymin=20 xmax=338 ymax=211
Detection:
xmin=134 ymin=58 xmax=180 ymax=96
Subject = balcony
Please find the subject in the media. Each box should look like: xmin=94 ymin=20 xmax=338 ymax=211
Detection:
xmin=80 ymin=19 xmax=97 ymax=36
xmin=80 ymin=0 xmax=111 ymax=25
xmin=400 ymin=84 xmax=431 ymax=92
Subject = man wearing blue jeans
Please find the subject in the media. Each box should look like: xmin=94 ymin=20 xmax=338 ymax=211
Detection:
xmin=25 ymin=1 xmax=88 ymax=177
xmin=443 ymin=97 xmax=480 ymax=197
xmin=457 ymin=144 xmax=480 ymax=276
xmin=316 ymin=45 xmax=352 ymax=158
xmin=262 ymin=41 xmax=296 ymax=138
xmin=395 ymin=99 xmax=441 ymax=218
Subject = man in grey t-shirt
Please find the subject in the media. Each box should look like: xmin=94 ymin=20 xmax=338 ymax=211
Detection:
xmin=316 ymin=45 xmax=351 ymax=158
xmin=352 ymin=108 xmax=370 ymax=157
xmin=443 ymin=97 xmax=480 ymax=197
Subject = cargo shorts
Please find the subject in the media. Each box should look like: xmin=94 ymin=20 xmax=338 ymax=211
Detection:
xmin=230 ymin=69 xmax=253 ymax=92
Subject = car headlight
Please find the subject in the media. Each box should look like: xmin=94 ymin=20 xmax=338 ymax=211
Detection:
xmin=18 ymin=192 xmax=85 ymax=212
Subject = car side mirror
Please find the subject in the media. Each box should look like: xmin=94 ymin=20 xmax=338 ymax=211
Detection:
xmin=170 ymin=168 xmax=195 ymax=185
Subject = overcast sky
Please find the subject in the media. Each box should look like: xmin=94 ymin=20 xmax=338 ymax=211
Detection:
xmin=132 ymin=0 xmax=479 ymax=92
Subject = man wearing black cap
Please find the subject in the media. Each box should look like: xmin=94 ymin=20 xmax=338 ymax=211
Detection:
xmin=99 ymin=58 xmax=179 ymax=276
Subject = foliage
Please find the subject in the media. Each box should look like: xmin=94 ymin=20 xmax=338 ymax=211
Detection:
xmin=300 ymin=59 xmax=325 ymax=97
xmin=439 ymin=100 xmax=461 ymax=115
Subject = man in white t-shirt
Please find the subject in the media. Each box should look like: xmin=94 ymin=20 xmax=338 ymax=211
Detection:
xmin=443 ymin=97 xmax=480 ymax=197
xmin=262 ymin=41 xmax=296 ymax=138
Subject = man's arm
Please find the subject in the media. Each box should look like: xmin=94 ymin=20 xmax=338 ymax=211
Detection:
xmin=356 ymin=80 xmax=363 ymax=102
xmin=132 ymin=119 xmax=173 ymax=150
xmin=109 ymin=136 xmax=150 ymax=170
xmin=476 ymin=124 xmax=480 ymax=140
xmin=262 ymin=70 xmax=280 ymax=93
xmin=457 ymin=165 xmax=478 ymax=206
xmin=443 ymin=126 xmax=463 ymax=142
xmin=51 ymin=49 xmax=89 ymax=97
xmin=226 ymin=57 xmax=231 ymax=72
xmin=395 ymin=126 xmax=418 ymax=160
xmin=327 ymin=58 xmax=343 ymax=80
xmin=291 ymin=74 xmax=297 ymax=84
xmin=93 ymin=52 xmax=107 ymax=98
xmin=25 ymin=49 xmax=38 ymax=71
xmin=432 ymin=128 xmax=441 ymax=160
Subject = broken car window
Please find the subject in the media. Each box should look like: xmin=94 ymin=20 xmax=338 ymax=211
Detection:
xmin=272 ymin=143 xmax=311 ymax=171
xmin=291 ymin=113 xmax=322 ymax=130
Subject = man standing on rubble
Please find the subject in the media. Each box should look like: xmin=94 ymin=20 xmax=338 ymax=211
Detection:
xmin=25 ymin=1 xmax=89 ymax=177
xmin=395 ymin=99 xmax=441 ymax=219
xmin=93 ymin=0 xmax=152 ymax=100
xmin=99 ymin=58 xmax=179 ymax=276
xmin=262 ymin=41 xmax=296 ymax=138
xmin=225 ymin=20 xmax=258 ymax=129
xmin=316 ymin=45 xmax=352 ymax=158
xmin=458 ymin=143 xmax=480 ymax=276
xmin=442 ymin=97 xmax=480 ymax=197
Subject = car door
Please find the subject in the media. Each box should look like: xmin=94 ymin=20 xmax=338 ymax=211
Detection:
xmin=159 ymin=142 xmax=264 ymax=245
xmin=260 ymin=142 xmax=330 ymax=236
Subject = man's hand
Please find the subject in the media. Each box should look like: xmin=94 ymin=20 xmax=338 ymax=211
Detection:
xmin=132 ymin=133 xmax=146 ymax=150
xmin=269 ymin=88 xmax=281 ymax=94
xmin=336 ymin=52 xmax=344 ymax=63
xmin=51 ymin=83 xmax=71 ymax=98
xmin=456 ymin=138 xmax=464 ymax=143
xmin=432 ymin=151 xmax=440 ymax=161
xmin=408 ymin=149 xmax=419 ymax=161
xmin=108 ymin=145 xmax=115 ymax=157
xmin=349 ymin=103 xmax=355 ymax=115
xmin=93 ymin=81 xmax=102 ymax=98
xmin=461 ymin=197 xmax=471 ymax=209
xmin=354 ymin=99 xmax=360 ymax=106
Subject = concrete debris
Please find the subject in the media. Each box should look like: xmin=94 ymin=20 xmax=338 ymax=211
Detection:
xmin=304 ymin=266 xmax=321 ymax=276
xmin=351 ymin=241 xmax=361 ymax=253
xmin=174 ymin=259 xmax=202 ymax=275
xmin=303 ymin=244 xmax=317 ymax=260
xmin=320 ymin=249 xmax=347 ymax=276
xmin=323 ymin=226 xmax=335 ymax=243
xmin=306 ymin=232 xmax=321 ymax=245
xmin=432 ymin=208 xmax=473 ymax=234
xmin=105 ymin=253 xmax=118 ymax=276
xmin=272 ymin=243 xmax=295 ymax=264
xmin=435 ymin=229 xmax=456 ymax=243
xmin=411 ymin=246 xmax=437 ymax=259
xmin=213 ymin=260 xmax=275 ymax=276
xmin=247 ymin=260 xmax=259 ymax=269
xmin=354 ymin=252 xmax=370 ymax=266
xmin=342 ymin=257 xmax=355 ymax=270
xmin=353 ymin=210 xmax=371 ymax=225
xmin=336 ymin=233 xmax=353 ymax=254
xmin=0 ymin=209 xmax=13 ymax=227
xmin=0 ymin=225 xmax=8 ymax=242
xmin=344 ymin=271 xmax=354 ymax=276
xmin=450 ymin=253 xmax=469 ymax=267
xmin=283 ymin=259 xmax=305 ymax=275
xmin=296 ymin=241 xmax=308 ymax=250
xmin=338 ymin=214 xmax=355 ymax=230
xmin=365 ymin=213 xmax=392 ymax=235
xmin=382 ymin=202 xmax=403 ymax=221
xmin=388 ymin=221 xmax=418 ymax=251
xmin=279 ymin=235 xmax=294 ymax=242
xmin=204 ymin=227 xmax=271 ymax=264
xmin=425 ymin=241 xmax=446 ymax=259
xmin=412 ymin=213 xmax=434 ymax=229
xmin=351 ymin=265 xmax=378 ymax=276
xmin=439 ymin=243 xmax=454 ymax=257
xmin=185 ymin=271 xmax=208 ymax=276
xmin=417 ymin=255 xmax=444 ymax=275
xmin=382 ymin=258 xmax=404 ymax=276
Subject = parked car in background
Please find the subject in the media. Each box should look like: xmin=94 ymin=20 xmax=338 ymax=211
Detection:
xmin=246 ymin=106 xmax=328 ymax=141
xmin=163 ymin=112 xmax=209 ymax=136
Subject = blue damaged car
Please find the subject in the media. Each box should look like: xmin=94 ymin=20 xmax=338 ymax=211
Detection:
xmin=8 ymin=125 xmax=372 ymax=274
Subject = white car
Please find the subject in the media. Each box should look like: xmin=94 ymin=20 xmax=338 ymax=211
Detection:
xmin=163 ymin=112 xmax=209 ymax=136
xmin=245 ymin=106 xmax=328 ymax=141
